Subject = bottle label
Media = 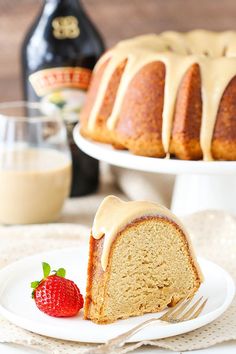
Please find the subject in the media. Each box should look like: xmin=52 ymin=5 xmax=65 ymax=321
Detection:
xmin=29 ymin=67 xmax=92 ymax=123
xmin=52 ymin=16 xmax=80 ymax=39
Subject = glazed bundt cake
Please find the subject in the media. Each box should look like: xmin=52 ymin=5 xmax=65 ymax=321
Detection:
xmin=84 ymin=196 xmax=202 ymax=324
xmin=80 ymin=30 xmax=236 ymax=161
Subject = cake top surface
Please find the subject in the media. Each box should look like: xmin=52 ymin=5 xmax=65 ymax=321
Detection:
xmin=108 ymin=30 xmax=236 ymax=58
xmin=88 ymin=30 xmax=236 ymax=161
xmin=92 ymin=195 xmax=202 ymax=277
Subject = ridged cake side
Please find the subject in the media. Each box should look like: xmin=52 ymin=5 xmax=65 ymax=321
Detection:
xmin=80 ymin=31 xmax=236 ymax=161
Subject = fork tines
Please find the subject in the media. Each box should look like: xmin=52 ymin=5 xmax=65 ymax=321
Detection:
xmin=160 ymin=296 xmax=208 ymax=323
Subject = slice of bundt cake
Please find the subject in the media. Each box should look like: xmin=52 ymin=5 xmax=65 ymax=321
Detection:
xmin=80 ymin=30 xmax=236 ymax=161
xmin=84 ymin=195 xmax=202 ymax=324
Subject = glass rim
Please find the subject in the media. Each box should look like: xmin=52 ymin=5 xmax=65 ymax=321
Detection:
xmin=0 ymin=101 xmax=63 ymax=123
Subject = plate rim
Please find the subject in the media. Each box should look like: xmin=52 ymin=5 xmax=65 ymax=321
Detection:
xmin=73 ymin=124 xmax=236 ymax=176
xmin=0 ymin=247 xmax=234 ymax=343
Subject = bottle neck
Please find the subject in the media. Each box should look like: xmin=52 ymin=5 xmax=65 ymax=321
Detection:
xmin=41 ymin=0 xmax=85 ymax=23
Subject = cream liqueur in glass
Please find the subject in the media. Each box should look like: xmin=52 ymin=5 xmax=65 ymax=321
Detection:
xmin=0 ymin=102 xmax=72 ymax=224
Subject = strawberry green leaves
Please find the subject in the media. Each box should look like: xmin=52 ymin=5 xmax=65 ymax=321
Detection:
xmin=42 ymin=262 xmax=51 ymax=278
xmin=31 ymin=281 xmax=40 ymax=289
xmin=56 ymin=268 xmax=66 ymax=278
xmin=31 ymin=280 xmax=40 ymax=298
xmin=30 ymin=262 xmax=66 ymax=298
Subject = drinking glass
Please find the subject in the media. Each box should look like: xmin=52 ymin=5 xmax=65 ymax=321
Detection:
xmin=0 ymin=101 xmax=72 ymax=224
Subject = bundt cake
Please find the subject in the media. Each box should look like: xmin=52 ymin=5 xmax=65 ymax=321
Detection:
xmin=80 ymin=30 xmax=236 ymax=161
xmin=84 ymin=195 xmax=202 ymax=324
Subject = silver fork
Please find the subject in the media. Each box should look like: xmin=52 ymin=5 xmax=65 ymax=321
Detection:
xmin=84 ymin=296 xmax=208 ymax=354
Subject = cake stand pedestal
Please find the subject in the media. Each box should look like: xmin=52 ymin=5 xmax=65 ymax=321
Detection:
xmin=171 ymin=174 xmax=236 ymax=215
xmin=74 ymin=127 xmax=236 ymax=216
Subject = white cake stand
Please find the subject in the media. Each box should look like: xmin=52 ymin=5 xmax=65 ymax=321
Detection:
xmin=73 ymin=126 xmax=236 ymax=216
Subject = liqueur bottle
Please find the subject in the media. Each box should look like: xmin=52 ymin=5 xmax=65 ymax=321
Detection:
xmin=22 ymin=0 xmax=105 ymax=196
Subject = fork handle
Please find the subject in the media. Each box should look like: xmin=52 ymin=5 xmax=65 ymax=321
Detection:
xmin=106 ymin=317 xmax=166 ymax=348
xmin=83 ymin=318 xmax=167 ymax=354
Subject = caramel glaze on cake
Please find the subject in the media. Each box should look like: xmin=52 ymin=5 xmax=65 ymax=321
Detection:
xmin=80 ymin=30 xmax=236 ymax=161
xmin=84 ymin=196 xmax=203 ymax=324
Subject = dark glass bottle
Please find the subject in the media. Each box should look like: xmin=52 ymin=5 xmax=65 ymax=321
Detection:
xmin=21 ymin=0 xmax=105 ymax=197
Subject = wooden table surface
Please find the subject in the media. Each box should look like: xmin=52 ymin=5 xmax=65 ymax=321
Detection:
xmin=1 ymin=0 xmax=236 ymax=102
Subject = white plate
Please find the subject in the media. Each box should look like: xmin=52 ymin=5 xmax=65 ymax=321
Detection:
xmin=0 ymin=246 xmax=234 ymax=343
xmin=73 ymin=126 xmax=236 ymax=175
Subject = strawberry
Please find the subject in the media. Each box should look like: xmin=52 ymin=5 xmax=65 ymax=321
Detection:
xmin=31 ymin=262 xmax=83 ymax=317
